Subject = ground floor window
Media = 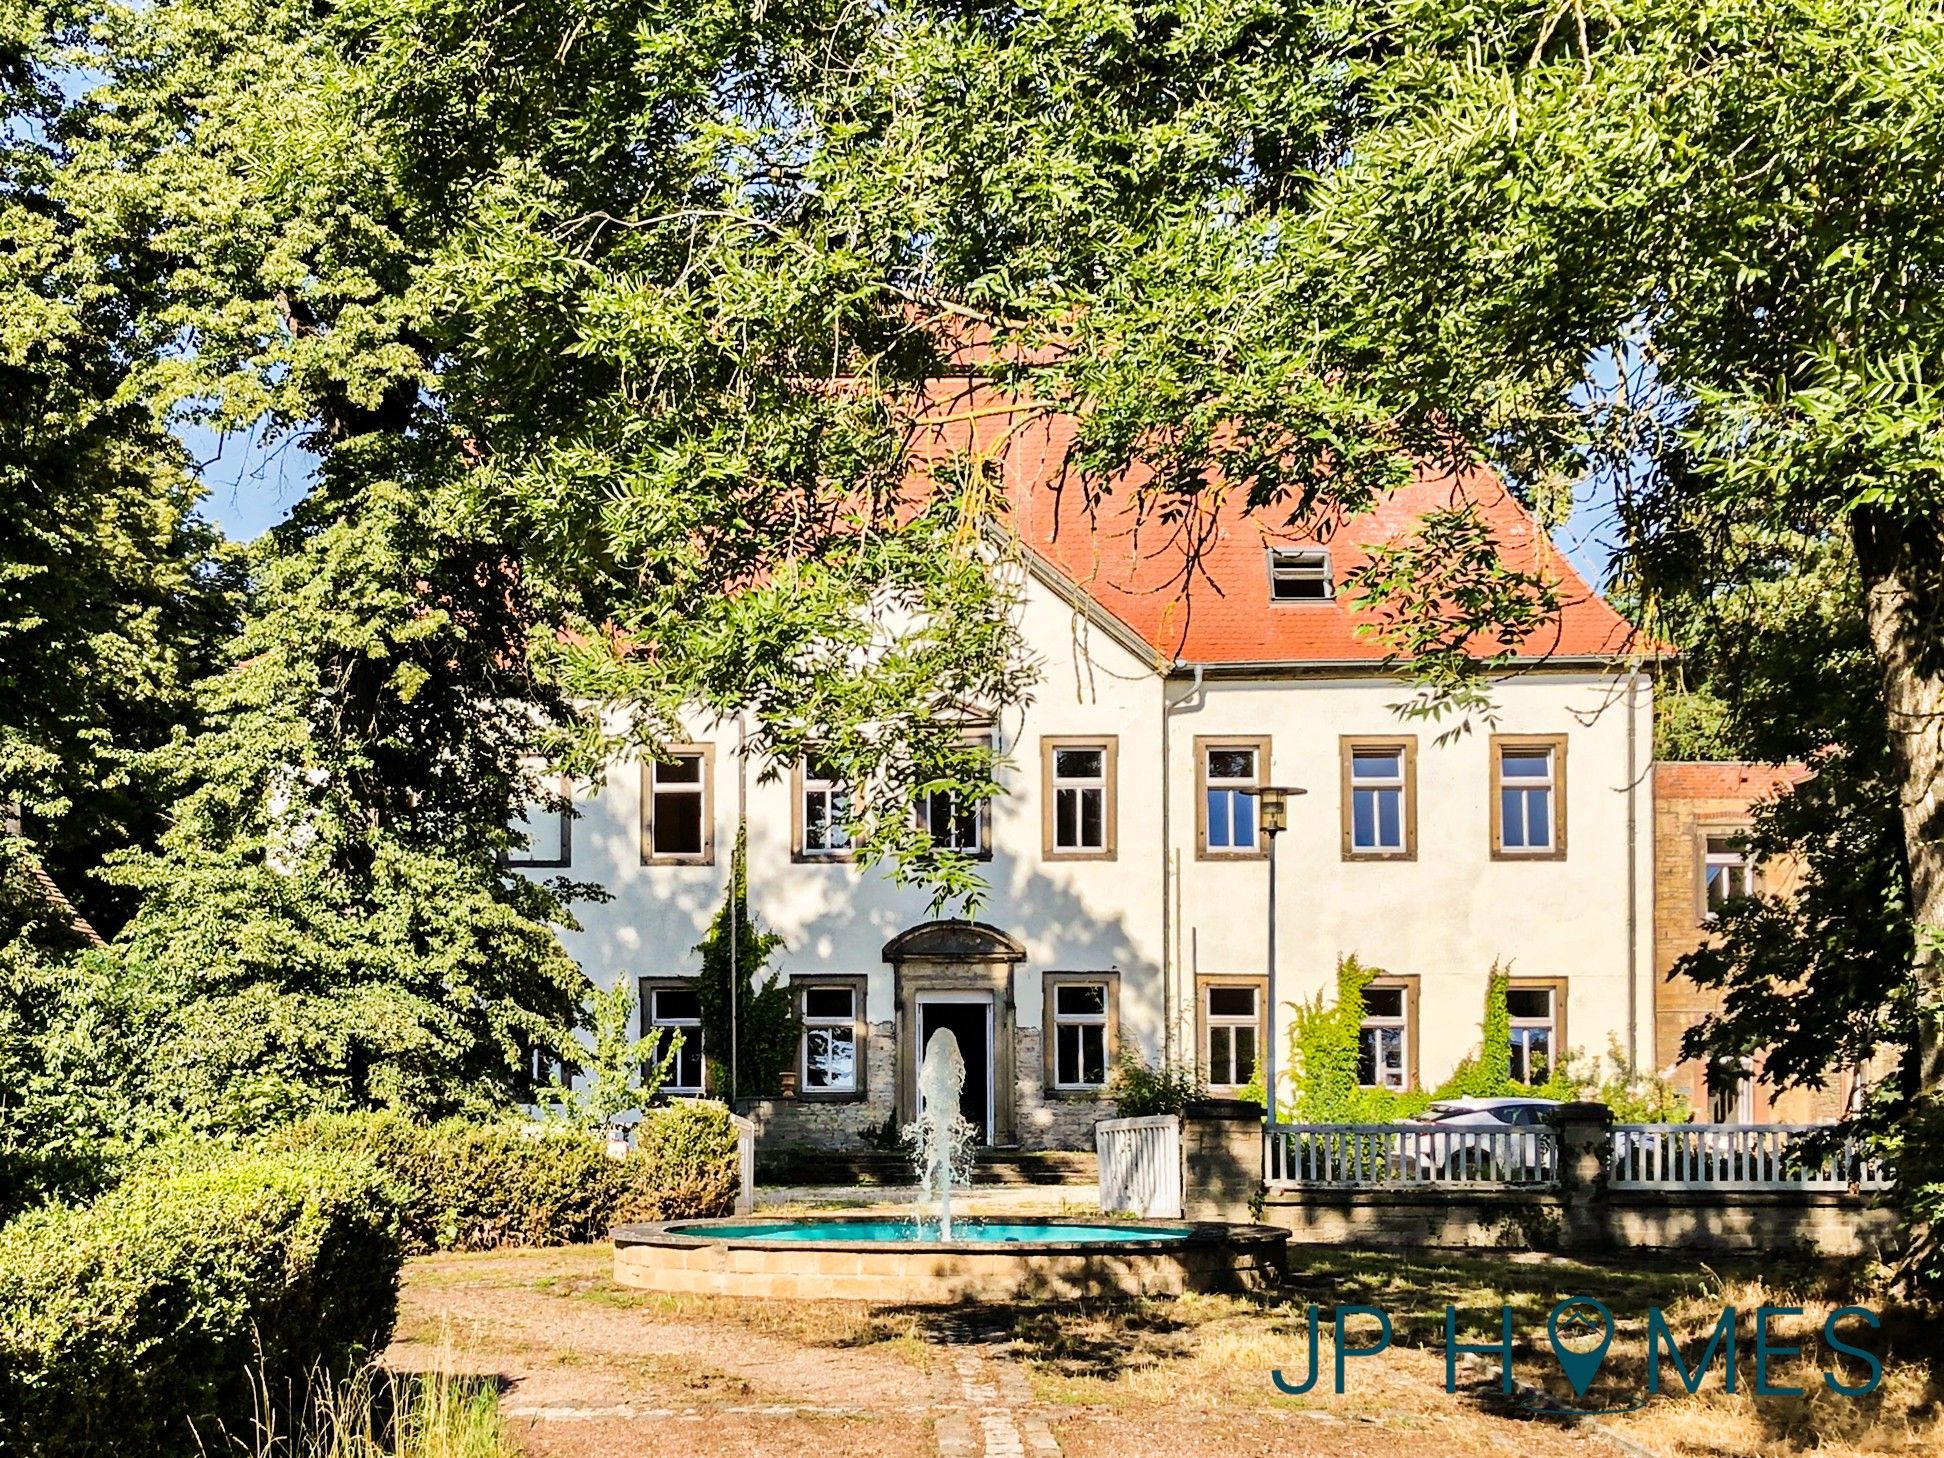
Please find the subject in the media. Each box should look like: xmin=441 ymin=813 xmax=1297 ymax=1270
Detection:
xmin=796 ymin=978 xmax=865 ymax=1095
xmin=1505 ymin=978 xmax=1566 ymax=1085
xmin=641 ymin=979 xmax=706 ymax=1093
xmin=1199 ymin=977 xmax=1265 ymax=1091
xmin=1042 ymin=973 xmax=1118 ymax=1091
xmin=1357 ymin=981 xmax=1414 ymax=1089
xmin=1708 ymin=1057 xmax=1755 ymax=1123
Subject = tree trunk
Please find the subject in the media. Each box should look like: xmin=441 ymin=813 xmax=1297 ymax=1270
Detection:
xmin=1853 ymin=506 xmax=1944 ymax=1097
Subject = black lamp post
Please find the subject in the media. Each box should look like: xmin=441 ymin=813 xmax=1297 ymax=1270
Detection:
xmin=1241 ymin=784 xmax=1306 ymax=1123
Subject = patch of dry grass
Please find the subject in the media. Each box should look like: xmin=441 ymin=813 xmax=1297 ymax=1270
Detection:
xmin=1003 ymin=1251 xmax=1941 ymax=1456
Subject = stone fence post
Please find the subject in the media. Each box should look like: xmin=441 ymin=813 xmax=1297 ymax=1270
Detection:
xmin=1180 ymin=1098 xmax=1265 ymax=1221
xmin=1554 ymin=1100 xmax=1613 ymax=1249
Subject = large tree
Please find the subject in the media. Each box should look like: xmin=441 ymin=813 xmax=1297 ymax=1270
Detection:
xmin=1 ymin=0 xmax=235 ymax=935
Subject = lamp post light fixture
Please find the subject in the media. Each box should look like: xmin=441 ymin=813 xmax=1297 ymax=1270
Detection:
xmin=1241 ymin=785 xmax=1306 ymax=1126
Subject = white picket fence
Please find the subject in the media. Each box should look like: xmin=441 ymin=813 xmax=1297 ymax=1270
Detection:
xmin=1608 ymin=1123 xmax=1893 ymax=1192
xmin=1265 ymin=1122 xmax=1559 ymax=1188
xmin=1096 ymin=1114 xmax=1183 ymax=1217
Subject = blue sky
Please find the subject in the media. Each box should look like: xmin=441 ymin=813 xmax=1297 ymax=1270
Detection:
xmin=187 ymin=428 xmax=1622 ymax=590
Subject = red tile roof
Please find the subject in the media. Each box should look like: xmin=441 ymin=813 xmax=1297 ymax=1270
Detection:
xmin=905 ymin=382 xmax=1647 ymax=667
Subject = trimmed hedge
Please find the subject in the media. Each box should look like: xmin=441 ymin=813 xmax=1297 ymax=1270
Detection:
xmin=0 ymin=1152 xmax=401 ymax=1458
xmin=621 ymin=1100 xmax=742 ymax=1221
xmin=270 ymin=1103 xmax=741 ymax=1253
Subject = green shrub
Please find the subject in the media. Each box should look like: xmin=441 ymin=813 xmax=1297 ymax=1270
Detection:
xmin=0 ymin=1152 xmax=401 ymax=1458
xmin=268 ymin=1112 xmax=626 ymax=1253
xmin=1107 ymin=1050 xmax=1204 ymax=1117
xmin=621 ymin=1100 xmax=742 ymax=1221
xmin=268 ymin=1107 xmax=742 ymax=1250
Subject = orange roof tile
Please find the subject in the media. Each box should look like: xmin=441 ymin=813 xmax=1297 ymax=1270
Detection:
xmin=904 ymin=382 xmax=1647 ymax=667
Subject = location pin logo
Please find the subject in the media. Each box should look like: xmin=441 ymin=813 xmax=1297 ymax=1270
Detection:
xmin=1547 ymin=1296 xmax=1615 ymax=1398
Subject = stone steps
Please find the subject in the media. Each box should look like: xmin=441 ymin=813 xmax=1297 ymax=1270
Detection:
xmin=756 ymin=1148 xmax=1099 ymax=1188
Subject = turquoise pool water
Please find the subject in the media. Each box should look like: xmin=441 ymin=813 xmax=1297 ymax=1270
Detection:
xmin=667 ymin=1219 xmax=1191 ymax=1245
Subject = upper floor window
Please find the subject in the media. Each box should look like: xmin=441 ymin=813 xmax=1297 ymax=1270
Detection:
xmin=508 ymin=760 xmax=570 ymax=868
xmin=1702 ymin=832 xmax=1755 ymax=918
xmin=1505 ymin=980 xmax=1564 ymax=1085
xmin=1357 ymin=983 xmax=1412 ymax=1089
xmin=798 ymin=757 xmax=852 ymax=859
xmin=1043 ymin=737 xmax=1117 ymax=859
xmin=642 ymin=747 xmax=713 ymax=864
xmin=915 ymin=730 xmax=992 ymax=857
xmin=1341 ymin=737 xmax=1415 ymax=859
xmin=1268 ymin=547 xmax=1332 ymax=601
xmin=642 ymin=979 xmax=706 ymax=1093
xmin=1198 ymin=737 xmax=1268 ymax=857
xmin=1491 ymin=735 xmax=1566 ymax=858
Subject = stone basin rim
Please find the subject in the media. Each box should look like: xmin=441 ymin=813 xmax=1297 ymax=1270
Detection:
xmin=611 ymin=1214 xmax=1290 ymax=1256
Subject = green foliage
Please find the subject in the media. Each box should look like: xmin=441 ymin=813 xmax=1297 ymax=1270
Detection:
xmin=264 ymin=1107 xmax=740 ymax=1252
xmin=1279 ymin=959 xmax=1685 ymax=1123
xmin=100 ymin=486 xmax=596 ymax=1134
xmin=1439 ymin=966 xmax=1516 ymax=1101
xmin=693 ymin=829 xmax=798 ymax=1101
xmin=0 ymin=1151 xmax=402 ymax=1458
xmin=1106 ymin=1050 xmax=1204 ymax=1118
xmin=268 ymin=1113 xmax=622 ymax=1253
xmin=541 ymin=981 xmax=678 ymax=1131
xmin=621 ymin=1100 xmax=744 ymax=1222
xmin=1281 ymin=957 xmax=1429 ymax=1123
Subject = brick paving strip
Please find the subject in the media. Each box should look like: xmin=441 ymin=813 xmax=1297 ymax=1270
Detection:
xmin=931 ymin=1314 xmax=1062 ymax=1458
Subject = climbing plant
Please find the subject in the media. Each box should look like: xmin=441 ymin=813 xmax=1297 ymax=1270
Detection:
xmin=693 ymin=828 xmax=798 ymax=1101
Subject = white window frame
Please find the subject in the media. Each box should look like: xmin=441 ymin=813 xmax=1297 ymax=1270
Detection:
xmin=643 ymin=980 xmax=706 ymax=1094
xmin=1050 ymin=980 xmax=1110 ymax=1090
xmin=915 ymin=729 xmax=992 ymax=857
xmin=798 ymin=980 xmax=861 ymax=1095
xmin=1201 ymin=980 xmax=1263 ymax=1090
xmin=643 ymin=748 xmax=713 ymax=864
xmin=1702 ymin=832 xmax=1756 ymax=919
xmin=1201 ymin=741 xmax=1264 ymax=856
xmin=799 ymin=757 xmax=852 ymax=859
xmin=1348 ymin=747 xmax=1408 ymax=856
xmin=1357 ymin=986 xmax=1409 ymax=1090
xmin=1267 ymin=547 xmax=1333 ymax=602
xmin=1045 ymin=739 xmax=1115 ymax=858
xmin=1506 ymin=986 xmax=1557 ymax=1085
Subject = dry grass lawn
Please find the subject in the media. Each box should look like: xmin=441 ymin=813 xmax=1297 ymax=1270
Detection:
xmin=388 ymin=1244 xmax=1939 ymax=1458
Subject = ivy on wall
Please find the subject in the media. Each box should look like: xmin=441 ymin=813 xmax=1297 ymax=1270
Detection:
xmin=1268 ymin=958 xmax=1688 ymax=1123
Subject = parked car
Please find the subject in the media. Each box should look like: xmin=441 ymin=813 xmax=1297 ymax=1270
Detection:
xmin=1401 ymin=1097 xmax=1560 ymax=1179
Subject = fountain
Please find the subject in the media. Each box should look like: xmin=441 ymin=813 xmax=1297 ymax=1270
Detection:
xmin=609 ymin=1034 xmax=1289 ymax=1301
xmin=908 ymin=1027 xmax=976 ymax=1240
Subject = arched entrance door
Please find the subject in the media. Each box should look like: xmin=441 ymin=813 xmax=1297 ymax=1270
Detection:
xmin=884 ymin=920 xmax=1025 ymax=1146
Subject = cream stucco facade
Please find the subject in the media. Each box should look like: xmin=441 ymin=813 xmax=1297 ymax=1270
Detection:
xmin=528 ymin=562 xmax=1655 ymax=1150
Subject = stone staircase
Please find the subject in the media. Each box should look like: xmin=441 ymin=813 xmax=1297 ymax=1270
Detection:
xmin=756 ymin=1147 xmax=1099 ymax=1188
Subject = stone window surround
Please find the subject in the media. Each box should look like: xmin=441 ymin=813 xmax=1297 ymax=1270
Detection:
xmin=1195 ymin=735 xmax=1272 ymax=861
xmin=1195 ymin=973 xmax=1267 ymax=1091
xmin=1505 ymin=975 xmax=1569 ymax=1082
xmin=791 ymin=973 xmax=869 ymax=1102
xmin=1040 ymin=971 xmax=1121 ymax=1097
xmin=1040 ymin=736 xmax=1120 ymax=861
xmin=638 ymin=974 xmax=708 ymax=1096
xmin=1489 ymin=733 xmax=1569 ymax=861
xmin=1357 ymin=973 xmax=1420 ymax=1091
xmin=1338 ymin=735 xmax=1418 ymax=862
xmin=508 ymin=762 xmax=572 ymax=869
xmin=640 ymin=745 xmax=715 ymax=866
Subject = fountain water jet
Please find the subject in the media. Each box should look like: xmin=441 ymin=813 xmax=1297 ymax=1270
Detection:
xmin=908 ymin=1028 xmax=976 ymax=1239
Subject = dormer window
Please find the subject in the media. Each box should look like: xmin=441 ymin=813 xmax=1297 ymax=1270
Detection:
xmin=1268 ymin=548 xmax=1332 ymax=601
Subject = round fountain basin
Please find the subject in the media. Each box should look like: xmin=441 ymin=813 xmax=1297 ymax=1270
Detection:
xmin=612 ymin=1215 xmax=1288 ymax=1303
